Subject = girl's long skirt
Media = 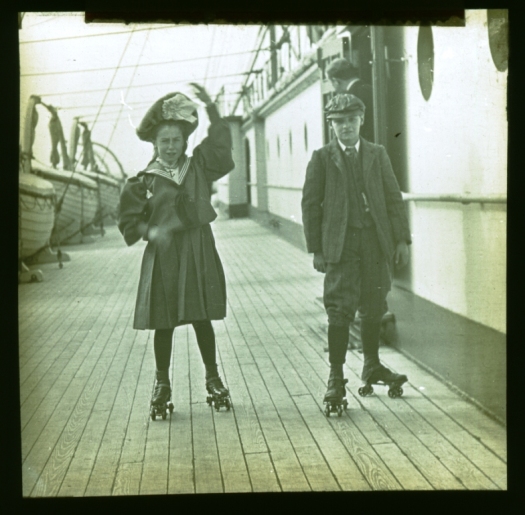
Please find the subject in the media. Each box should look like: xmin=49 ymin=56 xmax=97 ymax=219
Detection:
xmin=133 ymin=223 xmax=226 ymax=329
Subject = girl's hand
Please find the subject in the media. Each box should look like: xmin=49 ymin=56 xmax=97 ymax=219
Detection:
xmin=190 ymin=83 xmax=213 ymax=106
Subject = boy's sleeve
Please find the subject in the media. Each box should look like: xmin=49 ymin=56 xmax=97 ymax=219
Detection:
xmin=301 ymin=150 xmax=326 ymax=254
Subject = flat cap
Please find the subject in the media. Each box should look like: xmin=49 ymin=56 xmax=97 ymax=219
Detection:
xmin=136 ymin=92 xmax=199 ymax=142
xmin=326 ymin=58 xmax=357 ymax=80
xmin=325 ymin=94 xmax=365 ymax=119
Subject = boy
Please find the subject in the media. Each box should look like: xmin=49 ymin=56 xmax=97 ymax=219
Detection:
xmin=301 ymin=94 xmax=411 ymax=410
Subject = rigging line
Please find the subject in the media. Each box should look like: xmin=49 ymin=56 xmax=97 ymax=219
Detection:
xmin=231 ymin=25 xmax=270 ymax=116
xmin=19 ymin=24 xmax=178 ymax=44
xmin=73 ymin=28 xmax=137 ymax=173
xmin=38 ymin=72 xmax=253 ymax=97
xmin=78 ymin=91 xmax=245 ymax=120
xmin=56 ymin=85 xmax=244 ymax=110
xmin=21 ymin=48 xmax=269 ymax=77
xmin=188 ymin=27 xmax=216 ymax=151
xmin=203 ymin=25 xmax=216 ymax=89
xmin=102 ymin=29 xmax=152 ymax=161
xmin=60 ymin=100 xmax=153 ymax=110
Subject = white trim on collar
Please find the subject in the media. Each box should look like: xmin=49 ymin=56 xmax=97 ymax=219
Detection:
xmin=337 ymin=138 xmax=361 ymax=154
xmin=146 ymin=156 xmax=192 ymax=185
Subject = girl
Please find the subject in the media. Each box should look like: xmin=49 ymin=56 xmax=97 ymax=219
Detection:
xmin=118 ymin=84 xmax=234 ymax=419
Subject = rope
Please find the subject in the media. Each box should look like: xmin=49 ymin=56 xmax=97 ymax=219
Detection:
xmin=50 ymin=28 xmax=137 ymax=248
xmin=38 ymin=71 xmax=251 ymax=98
xmin=22 ymin=48 xmax=266 ymax=77
xmin=100 ymin=29 xmax=152 ymax=163
xmin=20 ymin=24 xmax=175 ymax=44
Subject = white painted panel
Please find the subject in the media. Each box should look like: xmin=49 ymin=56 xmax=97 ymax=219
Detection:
xmin=403 ymin=10 xmax=507 ymax=332
xmin=264 ymin=81 xmax=323 ymax=225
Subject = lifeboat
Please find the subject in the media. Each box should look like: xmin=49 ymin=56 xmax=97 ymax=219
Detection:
xmin=19 ymin=172 xmax=55 ymax=260
xmin=31 ymin=160 xmax=99 ymax=245
xmin=79 ymin=170 xmax=122 ymax=226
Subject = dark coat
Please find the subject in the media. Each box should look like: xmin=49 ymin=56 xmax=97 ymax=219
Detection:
xmin=118 ymin=105 xmax=235 ymax=329
xmin=301 ymin=137 xmax=411 ymax=265
xmin=347 ymin=79 xmax=374 ymax=142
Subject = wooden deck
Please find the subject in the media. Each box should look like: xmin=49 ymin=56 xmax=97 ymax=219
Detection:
xmin=18 ymin=218 xmax=507 ymax=496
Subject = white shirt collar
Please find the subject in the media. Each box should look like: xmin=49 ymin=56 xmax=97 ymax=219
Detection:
xmin=337 ymin=138 xmax=360 ymax=154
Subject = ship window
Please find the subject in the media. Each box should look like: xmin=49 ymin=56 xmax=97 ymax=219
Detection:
xmin=487 ymin=10 xmax=508 ymax=72
xmin=417 ymin=25 xmax=434 ymax=101
xmin=304 ymin=123 xmax=308 ymax=151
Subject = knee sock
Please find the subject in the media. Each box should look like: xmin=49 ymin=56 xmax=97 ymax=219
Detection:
xmin=328 ymin=324 xmax=349 ymax=373
xmin=360 ymin=317 xmax=382 ymax=368
xmin=192 ymin=320 xmax=217 ymax=373
xmin=154 ymin=328 xmax=174 ymax=371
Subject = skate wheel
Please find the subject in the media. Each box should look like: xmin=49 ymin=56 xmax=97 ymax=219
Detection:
xmin=359 ymin=385 xmax=373 ymax=397
xmin=388 ymin=387 xmax=403 ymax=398
xmin=31 ymin=273 xmax=43 ymax=283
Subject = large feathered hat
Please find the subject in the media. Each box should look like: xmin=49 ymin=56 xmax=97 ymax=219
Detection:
xmin=136 ymin=92 xmax=199 ymax=142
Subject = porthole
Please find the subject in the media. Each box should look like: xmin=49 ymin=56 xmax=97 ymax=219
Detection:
xmin=304 ymin=123 xmax=308 ymax=151
xmin=487 ymin=9 xmax=508 ymax=72
xmin=417 ymin=25 xmax=434 ymax=101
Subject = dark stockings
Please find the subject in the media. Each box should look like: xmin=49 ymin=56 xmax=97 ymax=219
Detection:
xmin=154 ymin=328 xmax=174 ymax=371
xmin=153 ymin=321 xmax=217 ymax=373
xmin=192 ymin=320 xmax=217 ymax=372
xmin=360 ymin=317 xmax=381 ymax=369
xmin=328 ymin=324 xmax=349 ymax=375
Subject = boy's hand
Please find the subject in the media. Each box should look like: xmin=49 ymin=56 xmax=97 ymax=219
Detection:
xmin=313 ymin=252 xmax=326 ymax=273
xmin=395 ymin=241 xmax=409 ymax=269
xmin=137 ymin=221 xmax=148 ymax=239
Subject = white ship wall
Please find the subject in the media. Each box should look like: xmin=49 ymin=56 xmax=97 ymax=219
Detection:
xmin=264 ymin=82 xmax=324 ymax=226
xmin=403 ymin=10 xmax=507 ymax=333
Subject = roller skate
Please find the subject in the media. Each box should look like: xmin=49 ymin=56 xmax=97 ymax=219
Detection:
xmin=150 ymin=370 xmax=174 ymax=421
xmin=205 ymin=373 xmax=231 ymax=412
xmin=323 ymin=369 xmax=348 ymax=417
xmin=358 ymin=363 xmax=407 ymax=399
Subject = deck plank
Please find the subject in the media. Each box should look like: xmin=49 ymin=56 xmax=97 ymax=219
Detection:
xmin=30 ymin=304 xmax=133 ymax=496
xmin=188 ymin=328 xmax=224 ymax=494
xmin=167 ymin=325 xmax=195 ymax=495
xmin=19 ymin=221 xmax=507 ymax=496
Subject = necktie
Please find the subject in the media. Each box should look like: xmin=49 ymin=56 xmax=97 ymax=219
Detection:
xmin=344 ymin=146 xmax=357 ymax=160
xmin=344 ymin=146 xmax=370 ymax=213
